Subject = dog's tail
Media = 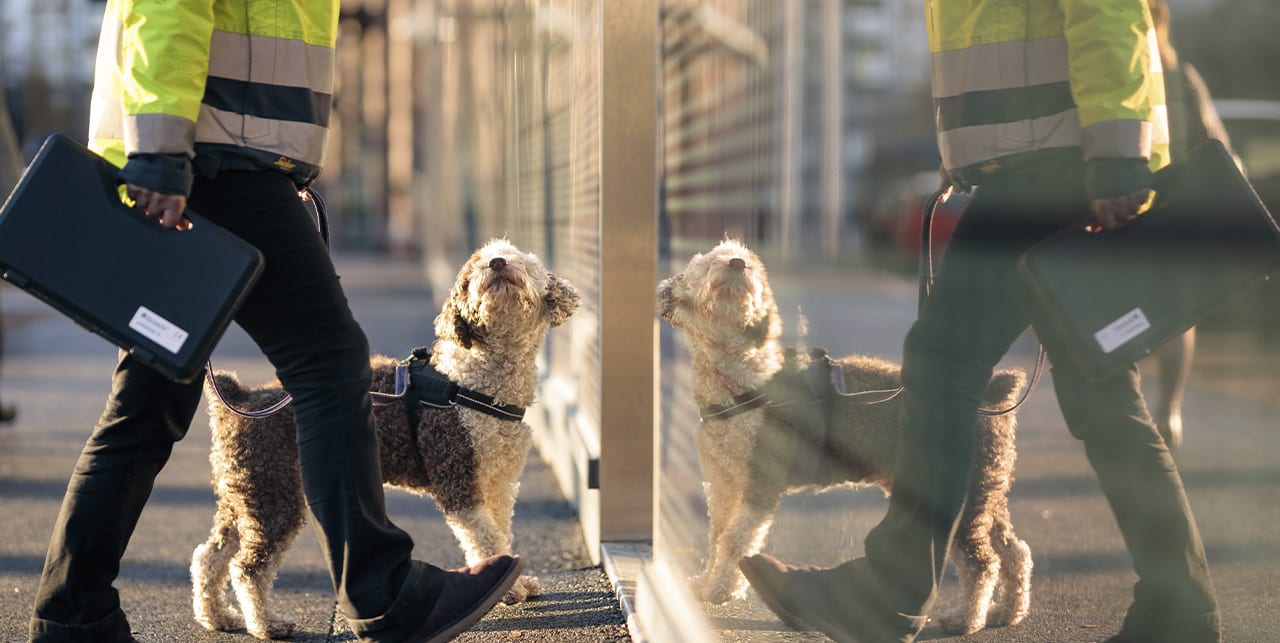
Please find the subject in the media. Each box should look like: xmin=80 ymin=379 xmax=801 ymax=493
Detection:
xmin=979 ymin=368 xmax=1028 ymax=410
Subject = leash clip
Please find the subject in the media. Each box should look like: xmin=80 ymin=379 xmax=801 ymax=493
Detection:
xmin=829 ymin=361 xmax=847 ymax=395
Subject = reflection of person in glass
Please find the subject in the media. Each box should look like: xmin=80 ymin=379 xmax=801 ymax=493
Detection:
xmin=740 ymin=2 xmax=1222 ymax=643
xmin=0 ymin=294 xmax=14 ymax=425
xmin=0 ymin=85 xmax=20 ymax=428
xmin=1144 ymin=0 xmax=1237 ymax=451
xmin=27 ymin=1 xmax=520 ymax=641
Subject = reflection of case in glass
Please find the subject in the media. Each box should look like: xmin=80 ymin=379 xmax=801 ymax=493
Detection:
xmin=0 ymin=133 xmax=264 ymax=383
xmin=1019 ymin=140 xmax=1280 ymax=380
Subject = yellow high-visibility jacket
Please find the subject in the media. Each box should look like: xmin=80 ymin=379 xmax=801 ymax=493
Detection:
xmin=88 ymin=0 xmax=339 ymax=189
xmin=926 ymin=0 xmax=1170 ymax=184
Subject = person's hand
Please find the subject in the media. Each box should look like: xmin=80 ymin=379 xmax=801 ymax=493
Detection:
xmin=1088 ymin=188 xmax=1151 ymax=232
xmin=1085 ymin=157 xmax=1153 ymax=232
xmin=126 ymin=184 xmax=191 ymax=230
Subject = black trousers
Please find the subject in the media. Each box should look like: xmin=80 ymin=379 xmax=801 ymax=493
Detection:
xmin=860 ymin=159 xmax=1221 ymax=641
xmin=29 ymin=171 xmax=444 ymax=643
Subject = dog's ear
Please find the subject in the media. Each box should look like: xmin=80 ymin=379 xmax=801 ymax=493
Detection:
xmin=544 ymin=273 xmax=580 ymax=328
xmin=436 ymin=277 xmax=478 ymax=349
xmin=656 ymin=273 xmax=687 ymax=327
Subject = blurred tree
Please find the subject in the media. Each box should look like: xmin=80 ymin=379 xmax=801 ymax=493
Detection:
xmin=0 ymin=51 xmax=17 ymax=424
xmin=1172 ymin=0 xmax=1280 ymax=100
xmin=0 ymin=61 xmax=22 ymax=193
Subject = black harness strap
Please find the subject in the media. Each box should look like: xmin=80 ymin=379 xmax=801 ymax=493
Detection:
xmin=698 ymin=390 xmax=771 ymax=421
xmin=402 ymin=347 xmax=526 ymax=424
xmin=698 ymin=348 xmax=827 ymax=423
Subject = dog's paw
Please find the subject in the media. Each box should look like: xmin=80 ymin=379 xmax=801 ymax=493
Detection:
xmin=986 ymin=581 xmax=1032 ymax=627
xmin=690 ymin=573 xmax=747 ymax=605
xmin=246 ymin=616 xmax=296 ymax=640
xmin=938 ymin=610 xmax=985 ymax=636
xmin=194 ymin=608 xmax=245 ymax=633
xmin=501 ymin=574 xmax=542 ymax=604
xmin=988 ymin=605 xmax=1030 ymax=629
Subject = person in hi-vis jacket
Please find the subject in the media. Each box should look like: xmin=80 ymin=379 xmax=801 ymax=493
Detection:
xmin=28 ymin=2 xmax=521 ymax=642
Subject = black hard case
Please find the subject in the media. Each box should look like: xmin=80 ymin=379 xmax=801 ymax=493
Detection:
xmin=1019 ymin=140 xmax=1280 ymax=380
xmin=0 ymin=133 xmax=264 ymax=383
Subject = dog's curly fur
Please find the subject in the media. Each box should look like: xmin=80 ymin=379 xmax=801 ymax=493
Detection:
xmin=657 ymin=239 xmax=1032 ymax=635
xmin=191 ymin=239 xmax=579 ymax=639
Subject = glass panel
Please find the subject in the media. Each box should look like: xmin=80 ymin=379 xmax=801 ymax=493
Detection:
xmin=410 ymin=0 xmax=606 ymax=536
xmin=654 ymin=1 xmax=943 ymax=632
xmin=653 ymin=0 xmax=1280 ymax=640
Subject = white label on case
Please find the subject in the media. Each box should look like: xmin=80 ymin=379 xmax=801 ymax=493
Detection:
xmin=1094 ymin=308 xmax=1151 ymax=354
xmin=129 ymin=306 xmax=189 ymax=354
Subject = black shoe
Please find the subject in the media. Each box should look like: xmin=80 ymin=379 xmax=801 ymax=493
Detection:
xmin=0 ymin=404 xmax=15 ymax=424
xmin=1100 ymin=604 xmax=1221 ymax=643
xmin=407 ymin=555 xmax=523 ymax=643
xmin=1100 ymin=624 xmax=1221 ymax=643
xmin=1101 ymin=632 xmax=1147 ymax=643
xmin=739 ymin=554 xmax=923 ymax=643
xmin=1101 ymin=632 xmax=1217 ymax=643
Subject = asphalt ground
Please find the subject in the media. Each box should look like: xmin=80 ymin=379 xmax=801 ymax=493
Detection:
xmin=0 ymin=254 xmax=629 ymax=643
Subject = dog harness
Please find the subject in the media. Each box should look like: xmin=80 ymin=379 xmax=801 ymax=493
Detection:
xmin=699 ymin=348 xmax=848 ymax=485
xmin=698 ymin=348 xmax=899 ymax=422
xmin=386 ymin=346 xmax=527 ymax=424
xmin=698 ymin=388 xmax=775 ymax=422
xmin=697 ymin=348 xmax=828 ymax=423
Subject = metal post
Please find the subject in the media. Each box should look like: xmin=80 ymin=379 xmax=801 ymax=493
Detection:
xmin=777 ymin=0 xmax=803 ymax=258
xmin=822 ymin=0 xmax=843 ymax=258
xmin=599 ymin=0 xmax=657 ymax=544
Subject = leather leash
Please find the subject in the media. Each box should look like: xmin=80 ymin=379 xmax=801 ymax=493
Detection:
xmin=834 ymin=186 xmax=1045 ymax=416
xmin=202 ymin=188 xmax=414 ymax=418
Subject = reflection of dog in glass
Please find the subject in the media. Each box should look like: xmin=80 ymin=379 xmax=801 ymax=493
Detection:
xmin=191 ymin=239 xmax=579 ymax=639
xmin=657 ymin=239 xmax=1031 ymax=635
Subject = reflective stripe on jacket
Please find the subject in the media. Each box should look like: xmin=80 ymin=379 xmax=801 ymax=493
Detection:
xmin=88 ymin=0 xmax=339 ymax=185
xmin=925 ymin=0 xmax=1170 ymax=180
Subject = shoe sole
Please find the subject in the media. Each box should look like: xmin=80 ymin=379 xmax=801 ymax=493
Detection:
xmin=738 ymin=559 xmax=815 ymax=633
xmin=421 ymin=557 xmax=525 ymax=643
xmin=739 ymin=558 xmax=863 ymax=643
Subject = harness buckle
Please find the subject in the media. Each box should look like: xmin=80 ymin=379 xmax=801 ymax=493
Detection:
xmin=393 ymin=363 xmax=410 ymax=398
xmin=829 ymin=362 xmax=847 ymax=396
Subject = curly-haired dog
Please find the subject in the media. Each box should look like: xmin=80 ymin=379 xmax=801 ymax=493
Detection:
xmin=191 ymin=239 xmax=579 ymax=639
xmin=657 ymin=239 xmax=1031 ymax=635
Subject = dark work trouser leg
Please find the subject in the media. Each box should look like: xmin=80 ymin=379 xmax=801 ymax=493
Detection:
xmin=1048 ymin=352 xmax=1220 ymax=641
xmin=858 ymin=164 xmax=1097 ymax=635
xmin=188 ymin=172 xmax=442 ymax=641
xmin=29 ymin=354 xmax=203 ymax=642
xmin=860 ymin=180 xmax=1068 ymax=631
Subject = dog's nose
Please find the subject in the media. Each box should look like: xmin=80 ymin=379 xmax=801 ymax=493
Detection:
xmin=489 ymin=257 xmax=507 ymax=271
xmin=728 ymin=258 xmax=746 ymax=272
